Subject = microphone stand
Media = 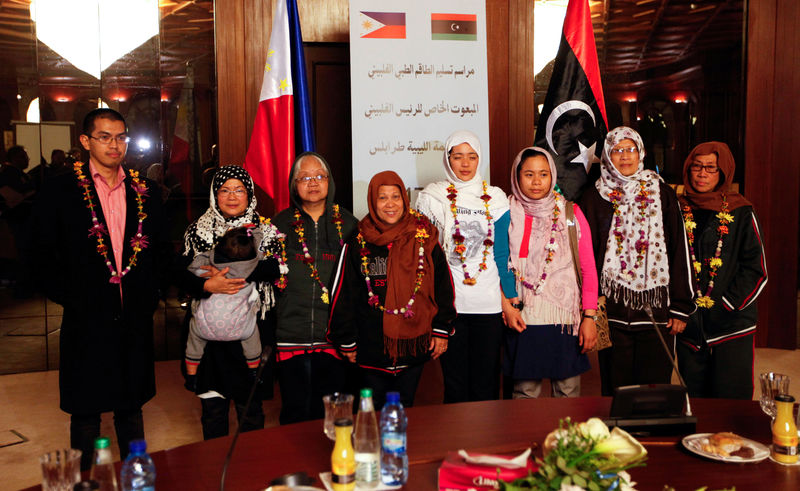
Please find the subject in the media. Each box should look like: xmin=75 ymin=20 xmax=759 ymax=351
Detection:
xmin=643 ymin=304 xmax=693 ymax=417
xmin=220 ymin=346 xmax=272 ymax=491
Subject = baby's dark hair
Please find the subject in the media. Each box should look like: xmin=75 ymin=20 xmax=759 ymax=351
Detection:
xmin=216 ymin=227 xmax=257 ymax=260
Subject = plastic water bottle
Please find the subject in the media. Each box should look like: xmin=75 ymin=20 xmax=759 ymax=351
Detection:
xmin=89 ymin=437 xmax=119 ymax=491
xmin=379 ymin=391 xmax=408 ymax=485
xmin=120 ymin=439 xmax=156 ymax=491
xmin=354 ymin=388 xmax=380 ymax=488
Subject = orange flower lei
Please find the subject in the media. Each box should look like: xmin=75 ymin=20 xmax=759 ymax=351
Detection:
xmin=357 ymin=210 xmax=429 ymax=317
xmin=74 ymin=161 xmax=148 ymax=284
xmin=682 ymin=194 xmax=733 ymax=308
xmin=290 ymin=207 xmax=344 ymax=304
xmin=447 ymin=181 xmax=494 ymax=285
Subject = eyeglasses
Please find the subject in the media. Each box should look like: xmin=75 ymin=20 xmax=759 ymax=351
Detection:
xmin=689 ymin=163 xmax=719 ymax=174
xmin=88 ymin=134 xmax=130 ymax=145
xmin=295 ymin=174 xmax=329 ymax=184
xmin=218 ymin=187 xmax=247 ymax=197
xmin=610 ymin=147 xmax=638 ymax=155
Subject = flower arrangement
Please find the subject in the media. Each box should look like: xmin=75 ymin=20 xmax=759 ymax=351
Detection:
xmin=682 ymin=194 xmax=732 ymax=308
xmin=447 ymin=181 xmax=494 ymax=285
xmin=500 ymin=418 xmax=647 ymax=491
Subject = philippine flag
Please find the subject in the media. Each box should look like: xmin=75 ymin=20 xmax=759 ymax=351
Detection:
xmin=245 ymin=0 xmax=314 ymax=212
xmin=359 ymin=11 xmax=406 ymax=39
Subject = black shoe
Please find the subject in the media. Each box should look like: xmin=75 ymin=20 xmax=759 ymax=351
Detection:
xmin=184 ymin=374 xmax=197 ymax=392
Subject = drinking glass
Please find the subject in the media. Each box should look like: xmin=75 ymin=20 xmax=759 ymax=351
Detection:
xmin=759 ymin=372 xmax=790 ymax=419
xmin=323 ymin=392 xmax=353 ymax=440
xmin=40 ymin=449 xmax=82 ymax=491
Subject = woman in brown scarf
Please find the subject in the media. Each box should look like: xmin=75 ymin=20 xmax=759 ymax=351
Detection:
xmin=677 ymin=142 xmax=767 ymax=399
xmin=327 ymin=171 xmax=456 ymax=408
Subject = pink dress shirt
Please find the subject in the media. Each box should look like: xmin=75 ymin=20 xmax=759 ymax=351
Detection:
xmin=90 ymin=162 xmax=127 ymax=275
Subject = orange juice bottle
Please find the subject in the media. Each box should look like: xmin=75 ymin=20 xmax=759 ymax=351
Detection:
xmin=331 ymin=418 xmax=356 ymax=490
xmin=772 ymin=394 xmax=799 ymax=464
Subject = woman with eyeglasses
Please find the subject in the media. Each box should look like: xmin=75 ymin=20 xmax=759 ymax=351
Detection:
xmin=676 ymin=142 xmax=767 ymax=399
xmin=578 ymin=126 xmax=695 ymax=395
xmin=327 ymin=171 xmax=456 ymax=409
xmin=179 ymin=165 xmax=285 ymax=439
xmin=272 ymin=152 xmax=358 ymax=424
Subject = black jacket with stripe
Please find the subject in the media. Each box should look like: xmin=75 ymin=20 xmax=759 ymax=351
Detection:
xmin=677 ymin=205 xmax=767 ymax=350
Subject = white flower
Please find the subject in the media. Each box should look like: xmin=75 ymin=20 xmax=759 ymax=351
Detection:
xmin=577 ymin=418 xmax=610 ymax=440
xmin=618 ymin=470 xmax=638 ymax=491
xmin=545 ymin=242 xmax=559 ymax=251
xmin=558 ymin=483 xmax=584 ymax=491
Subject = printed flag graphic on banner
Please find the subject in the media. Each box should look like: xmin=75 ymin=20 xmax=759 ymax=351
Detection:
xmin=360 ymin=11 xmax=406 ymax=39
xmin=245 ymin=0 xmax=314 ymax=212
xmin=431 ymin=13 xmax=477 ymax=41
xmin=533 ymin=0 xmax=608 ymax=201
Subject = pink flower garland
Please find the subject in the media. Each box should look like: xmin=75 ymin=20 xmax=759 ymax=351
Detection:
xmin=74 ymin=161 xmax=149 ymax=284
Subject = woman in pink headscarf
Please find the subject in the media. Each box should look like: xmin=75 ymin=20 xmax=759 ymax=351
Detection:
xmin=494 ymin=147 xmax=598 ymax=398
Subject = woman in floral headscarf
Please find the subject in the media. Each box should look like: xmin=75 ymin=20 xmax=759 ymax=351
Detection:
xmin=179 ymin=165 xmax=285 ymax=439
xmin=677 ymin=142 xmax=767 ymax=399
xmin=578 ymin=127 xmax=694 ymax=395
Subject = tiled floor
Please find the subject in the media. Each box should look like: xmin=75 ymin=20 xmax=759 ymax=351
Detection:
xmin=3 ymin=348 xmax=800 ymax=490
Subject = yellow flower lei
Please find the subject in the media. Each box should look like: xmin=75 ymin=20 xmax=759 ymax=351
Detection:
xmin=682 ymin=194 xmax=733 ymax=308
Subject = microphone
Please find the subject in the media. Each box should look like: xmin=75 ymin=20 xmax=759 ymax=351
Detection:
xmin=220 ymin=345 xmax=272 ymax=491
xmin=643 ymin=303 xmax=693 ymax=417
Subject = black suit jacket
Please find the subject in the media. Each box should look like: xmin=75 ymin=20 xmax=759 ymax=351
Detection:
xmin=30 ymin=162 xmax=171 ymax=414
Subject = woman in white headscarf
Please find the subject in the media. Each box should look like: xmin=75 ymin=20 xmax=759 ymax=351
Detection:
xmin=578 ymin=127 xmax=695 ymax=395
xmin=415 ymin=130 xmax=510 ymax=402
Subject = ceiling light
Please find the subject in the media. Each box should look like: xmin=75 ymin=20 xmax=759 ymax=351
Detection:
xmin=29 ymin=0 xmax=158 ymax=79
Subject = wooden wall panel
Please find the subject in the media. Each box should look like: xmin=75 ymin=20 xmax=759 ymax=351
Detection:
xmin=298 ymin=0 xmax=348 ymax=42
xmin=744 ymin=0 xmax=799 ymax=348
xmin=215 ymin=0 xmax=249 ymax=166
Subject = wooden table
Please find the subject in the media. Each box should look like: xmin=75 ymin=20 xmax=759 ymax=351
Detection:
xmin=43 ymin=398 xmax=800 ymax=490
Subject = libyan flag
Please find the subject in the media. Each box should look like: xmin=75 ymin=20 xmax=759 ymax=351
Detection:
xmin=431 ymin=13 xmax=477 ymax=41
xmin=534 ymin=0 xmax=608 ymax=201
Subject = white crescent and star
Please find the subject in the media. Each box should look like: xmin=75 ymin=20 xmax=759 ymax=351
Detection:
xmin=544 ymin=100 xmax=600 ymax=172
xmin=450 ymin=23 xmax=460 ymax=31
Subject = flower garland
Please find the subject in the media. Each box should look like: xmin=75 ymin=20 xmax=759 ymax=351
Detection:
xmin=74 ymin=161 xmax=149 ymax=284
xmin=258 ymin=216 xmax=289 ymax=290
xmin=357 ymin=210 xmax=429 ymax=318
xmin=682 ymin=194 xmax=733 ymax=308
xmin=447 ymin=181 xmax=494 ymax=285
xmin=290 ymin=207 xmax=344 ymax=304
xmin=511 ymin=193 xmax=562 ymax=295
xmin=607 ymin=181 xmax=653 ymax=279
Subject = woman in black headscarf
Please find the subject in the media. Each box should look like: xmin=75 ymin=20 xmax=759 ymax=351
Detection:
xmin=179 ymin=165 xmax=284 ymax=439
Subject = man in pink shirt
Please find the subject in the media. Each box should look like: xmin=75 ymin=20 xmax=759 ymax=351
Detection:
xmin=30 ymin=108 xmax=170 ymax=470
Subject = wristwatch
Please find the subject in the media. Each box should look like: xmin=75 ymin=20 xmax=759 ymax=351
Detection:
xmin=583 ymin=313 xmax=598 ymax=321
xmin=511 ymin=301 xmax=524 ymax=311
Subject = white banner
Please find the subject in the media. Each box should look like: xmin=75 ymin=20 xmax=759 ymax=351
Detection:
xmin=349 ymin=0 xmax=490 ymax=218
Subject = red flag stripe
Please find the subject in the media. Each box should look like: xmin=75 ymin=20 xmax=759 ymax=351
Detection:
xmin=563 ymin=0 xmax=608 ymax=127
xmin=244 ymin=94 xmax=294 ymax=211
xmin=431 ymin=13 xmax=476 ymax=21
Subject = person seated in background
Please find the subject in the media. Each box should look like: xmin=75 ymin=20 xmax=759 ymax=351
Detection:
xmin=328 ymin=171 xmax=456 ymax=409
xmin=677 ymin=142 xmax=767 ymax=399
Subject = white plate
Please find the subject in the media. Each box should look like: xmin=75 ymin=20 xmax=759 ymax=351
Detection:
xmin=681 ymin=433 xmax=770 ymax=463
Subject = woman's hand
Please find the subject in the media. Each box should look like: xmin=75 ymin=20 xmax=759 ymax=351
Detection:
xmin=202 ymin=266 xmax=246 ymax=294
xmin=578 ymin=317 xmax=597 ymax=353
xmin=667 ymin=318 xmax=686 ymax=335
xmin=429 ymin=337 xmax=448 ymax=360
xmin=343 ymin=351 xmax=357 ymax=363
xmin=501 ymin=296 xmax=526 ymax=333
